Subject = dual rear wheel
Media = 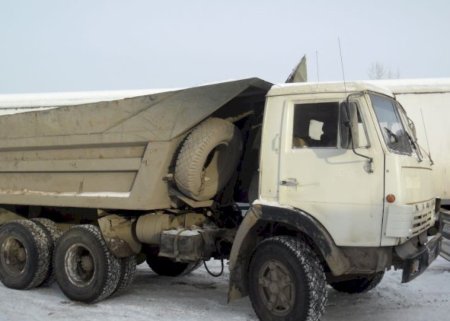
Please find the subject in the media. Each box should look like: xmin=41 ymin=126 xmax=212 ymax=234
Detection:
xmin=53 ymin=224 xmax=130 ymax=303
xmin=0 ymin=220 xmax=136 ymax=303
xmin=0 ymin=220 xmax=51 ymax=289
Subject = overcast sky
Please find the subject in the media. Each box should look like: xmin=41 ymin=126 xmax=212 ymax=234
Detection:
xmin=0 ymin=0 xmax=449 ymax=93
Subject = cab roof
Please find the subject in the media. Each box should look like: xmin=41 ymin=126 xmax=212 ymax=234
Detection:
xmin=268 ymin=81 xmax=394 ymax=98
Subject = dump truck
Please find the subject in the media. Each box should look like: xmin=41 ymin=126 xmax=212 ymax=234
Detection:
xmin=0 ymin=78 xmax=442 ymax=321
xmin=368 ymin=78 xmax=450 ymax=262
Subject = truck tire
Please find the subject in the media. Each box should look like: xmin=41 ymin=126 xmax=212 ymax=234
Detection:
xmin=54 ymin=225 xmax=121 ymax=303
xmin=329 ymin=271 xmax=384 ymax=294
xmin=248 ymin=236 xmax=327 ymax=321
xmin=175 ymin=117 xmax=242 ymax=201
xmin=114 ymin=255 xmax=137 ymax=295
xmin=146 ymin=256 xmax=200 ymax=277
xmin=31 ymin=218 xmax=62 ymax=286
xmin=0 ymin=220 xmax=51 ymax=290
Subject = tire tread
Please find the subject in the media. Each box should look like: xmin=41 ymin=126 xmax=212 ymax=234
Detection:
xmin=54 ymin=224 xmax=121 ymax=303
xmin=249 ymin=236 xmax=327 ymax=321
xmin=0 ymin=220 xmax=51 ymax=290
xmin=174 ymin=117 xmax=242 ymax=201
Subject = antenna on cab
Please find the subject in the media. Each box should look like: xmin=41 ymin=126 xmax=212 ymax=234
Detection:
xmin=316 ymin=50 xmax=320 ymax=83
xmin=338 ymin=37 xmax=347 ymax=93
xmin=420 ymin=108 xmax=434 ymax=165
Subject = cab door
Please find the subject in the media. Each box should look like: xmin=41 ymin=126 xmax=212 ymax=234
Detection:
xmin=277 ymin=95 xmax=384 ymax=247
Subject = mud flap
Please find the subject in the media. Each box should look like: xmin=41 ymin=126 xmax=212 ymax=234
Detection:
xmin=440 ymin=209 xmax=450 ymax=261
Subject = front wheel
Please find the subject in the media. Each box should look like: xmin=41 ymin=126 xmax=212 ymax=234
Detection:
xmin=248 ymin=236 xmax=327 ymax=321
xmin=329 ymin=271 xmax=384 ymax=294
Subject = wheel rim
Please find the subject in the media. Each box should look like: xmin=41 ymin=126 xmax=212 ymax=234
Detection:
xmin=257 ymin=259 xmax=295 ymax=316
xmin=0 ymin=237 xmax=28 ymax=275
xmin=65 ymin=243 xmax=96 ymax=287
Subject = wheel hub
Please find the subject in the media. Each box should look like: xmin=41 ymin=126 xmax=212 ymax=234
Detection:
xmin=257 ymin=260 xmax=295 ymax=316
xmin=81 ymin=255 xmax=94 ymax=272
xmin=65 ymin=243 xmax=95 ymax=287
xmin=1 ymin=237 xmax=27 ymax=275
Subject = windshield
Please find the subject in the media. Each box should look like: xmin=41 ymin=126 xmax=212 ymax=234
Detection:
xmin=396 ymin=102 xmax=424 ymax=160
xmin=370 ymin=94 xmax=413 ymax=155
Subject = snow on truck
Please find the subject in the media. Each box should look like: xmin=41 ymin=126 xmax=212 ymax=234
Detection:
xmin=0 ymin=78 xmax=443 ymax=321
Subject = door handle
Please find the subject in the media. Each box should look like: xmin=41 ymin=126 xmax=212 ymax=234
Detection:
xmin=280 ymin=178 xmax=298 ymax=187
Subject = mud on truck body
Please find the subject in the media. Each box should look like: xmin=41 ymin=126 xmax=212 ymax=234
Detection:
xmin=0 ymin=78 xmax=442 ymax=321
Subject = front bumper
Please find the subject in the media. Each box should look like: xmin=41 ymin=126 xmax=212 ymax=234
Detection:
xmin=401 ymin=233 xmax=441 ymax=283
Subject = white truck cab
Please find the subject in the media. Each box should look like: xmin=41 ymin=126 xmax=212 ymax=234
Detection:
xmin=260 ymin=82 xmax=435 ymax=247
xmin=229 ymin=81 xmax=441 ymax=320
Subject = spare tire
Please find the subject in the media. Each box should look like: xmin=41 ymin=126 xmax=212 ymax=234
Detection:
xmin=175 ymin=117 xmax=242 ymax=201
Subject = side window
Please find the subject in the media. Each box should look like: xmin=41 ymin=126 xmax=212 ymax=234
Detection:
xmin=292 ymin=102 xmax=339 ymax=148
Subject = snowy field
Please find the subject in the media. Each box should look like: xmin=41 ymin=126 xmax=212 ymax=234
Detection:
xmin=0 ymin=257 xmax=448 ymax=321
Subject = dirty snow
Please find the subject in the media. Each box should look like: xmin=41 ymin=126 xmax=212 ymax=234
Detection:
xmin=0 ymin=257 xmax=449 ymax=321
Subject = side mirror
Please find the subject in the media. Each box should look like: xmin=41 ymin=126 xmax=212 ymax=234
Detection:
xmin=341 ymin=102 xmax=359 ymax=148
xmin=341 ymin=95 xmax=373 ymax=171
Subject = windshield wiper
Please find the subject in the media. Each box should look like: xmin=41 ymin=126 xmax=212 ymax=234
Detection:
xmin=384 ymin=127 xmax=398 ymax=144
xmin=404 ymin=130 xmax=423 ymax=162
xmin=414 ymin=137 xmax=434 ymax=165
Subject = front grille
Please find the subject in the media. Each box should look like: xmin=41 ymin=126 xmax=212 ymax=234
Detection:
xmin=410 ymin=200 xmax=434 ymax=237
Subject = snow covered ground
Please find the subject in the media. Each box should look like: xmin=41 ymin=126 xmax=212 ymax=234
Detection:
xmin=0 ymin=257 xmax=448 ymax=321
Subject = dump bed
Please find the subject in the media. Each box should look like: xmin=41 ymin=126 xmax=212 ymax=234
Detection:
xmin=0 ymin=78 xmax=271 ymax=210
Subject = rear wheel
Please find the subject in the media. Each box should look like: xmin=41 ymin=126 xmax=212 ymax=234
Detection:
xmin=248 ymin=236 xmax=327 ymax=321
xmin=54 ymin=225 xmax=121 ymax=303
xmin=146 ymin=256 xmax=201 ymax=277
xmin=330 ymin=272 xmax=384 ymax=294
xmin=0 ymin=220 xmax=51 ymax=290
xmin=114 ymin=255 xmax=137 ymax=295
xmin=31 ymin=218 xmax=62 ymax=286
